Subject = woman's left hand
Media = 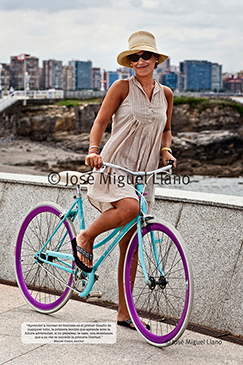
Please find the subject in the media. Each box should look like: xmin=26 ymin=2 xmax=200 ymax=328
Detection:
xmin=161 ymin=150 xmax=177 ymax=168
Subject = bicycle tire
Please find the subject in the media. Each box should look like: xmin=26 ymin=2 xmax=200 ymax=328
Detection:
xmin=124 ymin=220 xmax=194 ymax=347
xmin=14 ymin=202 xmax=76 ymax=314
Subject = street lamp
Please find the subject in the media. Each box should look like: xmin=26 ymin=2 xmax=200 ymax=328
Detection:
xmin=26 ymin=72 xmax=30 ymax=91
xmin=100 ymin=69 xmax=105 ymax=91
xmin=23 ymin=71 xmax=29 ymax=106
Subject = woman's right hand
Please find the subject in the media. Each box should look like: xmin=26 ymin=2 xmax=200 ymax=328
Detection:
xmin=85 ymin=153 xmax=103 ymax=170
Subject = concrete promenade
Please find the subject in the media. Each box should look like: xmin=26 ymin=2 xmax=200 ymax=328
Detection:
xmin=0 ymin=283 xmax=242 ymax=365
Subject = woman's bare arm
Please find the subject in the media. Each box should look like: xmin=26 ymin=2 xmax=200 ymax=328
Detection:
xmin=161 ymin=86 xmax=177 ymax=167
xmin=86 ymin=80 xmax=129 ymax=169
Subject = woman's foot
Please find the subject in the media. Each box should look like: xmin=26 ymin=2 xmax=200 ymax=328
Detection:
xmin=117 ymin=318 xmax=136 ymax=330
xmin=117 ymin=310 xmax=136 ymax=329
xmin=117 ymin=313 xmax=150 ymax=331
xmin=72 ymin=230 xmax=94 ymax=272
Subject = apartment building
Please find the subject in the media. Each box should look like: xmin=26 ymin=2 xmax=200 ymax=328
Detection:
xmin=223 ymin=76 xmax=243 ymax=93
xmin=107 ymin=71 xmax=119 ymax=88
xmin=117 ymin=67 xmax=131 ymax=80
xmin=0 ymin=64 xmax=10 ymax=90
xmin=161 ymin=71 xmax=178 ymax=90
xmin=179 ymin=60 xmax=222 ymax=91
xmin=177 ymin=72 xmax=186 ymax=91
xmin=62 ymin=65 xmax=75 ymax=90
xmin=156 ymin=58 xmax=170 ymax=73
xmin=69 ymin=60 xmax=92 ymax=90
xmin=211 ymin=63 xmax=222 ymax=91
xmin=92 ymin=67 xmax=101 ymax=89
xmin=10 ymin=54 xmax=39 ymax=89
xmin=180 ymin=60 xmax=212 ymax=91
xmin=42 ymin=60 xmax=63 ymax=89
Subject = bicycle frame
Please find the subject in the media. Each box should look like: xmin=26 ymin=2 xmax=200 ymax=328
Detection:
xmin=15 ymin=158 xmax=193 ymax=347
xmin=37 ymin=171 xmax=168 ymax=297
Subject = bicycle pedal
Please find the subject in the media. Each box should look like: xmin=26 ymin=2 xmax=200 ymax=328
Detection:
xmin=86 ymin=292 xmax=102 ymax=302
xmin=89 ymin=292 xmax=102 ymax=298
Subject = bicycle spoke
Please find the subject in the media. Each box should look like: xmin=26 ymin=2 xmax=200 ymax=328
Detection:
xmin=124 ymin=221 xmax=193 ymax=347
xmin=15 ymin=204 xmax=76 ymax=313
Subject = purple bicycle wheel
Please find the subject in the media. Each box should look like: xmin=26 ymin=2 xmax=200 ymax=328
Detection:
xmin=124 ymin=221 xmax=193 ymax=347
xmin=15 ymin=203 xmax=75 ymax=314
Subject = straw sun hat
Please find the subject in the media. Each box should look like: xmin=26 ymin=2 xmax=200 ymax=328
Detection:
xmin=117 ymin=30 xmax=169 ymax=68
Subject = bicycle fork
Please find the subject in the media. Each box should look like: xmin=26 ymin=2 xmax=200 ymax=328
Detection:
xmin=137 ymin=217 xmax=168 ymax=290
xmin=136 ymin=183 xmax=167 ymax=287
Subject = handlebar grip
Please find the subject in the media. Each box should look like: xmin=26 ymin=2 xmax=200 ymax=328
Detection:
xmin=166 ymin=159 xmax=175 ymax=167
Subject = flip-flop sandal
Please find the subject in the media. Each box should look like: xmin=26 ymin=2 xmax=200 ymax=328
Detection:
xmin=71 ymin=237 xmax=93 ymax=273
xmin=117 ymin=319 xmax=150 ymax=331
xmin=117 ymin=319 xmax=136 ymax=330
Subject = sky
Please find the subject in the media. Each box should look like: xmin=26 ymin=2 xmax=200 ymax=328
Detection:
xmin=0 ymin=0 xmax=242 ymax=73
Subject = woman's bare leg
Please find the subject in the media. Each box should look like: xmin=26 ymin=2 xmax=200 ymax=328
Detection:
xmin=75 ymin=198 xmax=139 ymax=269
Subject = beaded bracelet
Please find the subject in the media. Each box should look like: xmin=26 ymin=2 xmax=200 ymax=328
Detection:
xmin=161 ymin=147 xmax=172 ymax=154
xmin=88 ymin=151 xmax=99 ymax=155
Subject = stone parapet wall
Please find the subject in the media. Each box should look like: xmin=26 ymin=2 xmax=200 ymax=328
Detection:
xmin=0 ymin=173 xmax=242 ymax=336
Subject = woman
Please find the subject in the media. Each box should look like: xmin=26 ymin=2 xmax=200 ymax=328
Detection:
xmin=71 ymin=30 xmax=176 ymax=329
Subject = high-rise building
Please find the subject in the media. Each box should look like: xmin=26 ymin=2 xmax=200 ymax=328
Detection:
xmin=107 ymin=71 xmax=119 ymax=88
xmin=62 ymin=65 xmax=75 ymax=90
xmin=69 ymin=60 xmax=92 ymax=90
xmin=211 ymin=63 xmax=222 ymax=91
xmin=117 ymin=67 xmax=131 ymax=80
xmin=42 ymin=60 xmax=63 ymax=89
xmin=10 ymin=54 xmax=39 ymax=89
xmin=92 ymin=67 xmax=101 ymax=89
xmin=26 ymin=56 xmax=40 ymax=89
xmin=180 ymin=60 xmax=223 ymax=91
xmin=161 ymin=71 xmax=178 ymax=90
xmin=154 ymin=58 xmax=170 ymax=81
xmin=157 ymin=58 xmax=170 ymax=73
xmin=1 ymin=63 xmax=10 ymax=74
xmin=180 ymin=60 xmax=212 ymax=91
xmin=103 ymin=71 xmax=108 ymax=90
xmin=0 ymin=64 xmax=10 ymax=90
xmin=178 ymin=72 xmax=186 ymax=91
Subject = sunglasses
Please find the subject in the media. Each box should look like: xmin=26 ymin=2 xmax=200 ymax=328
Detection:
xmin=128 ymin=51 xmax=154 ymax=63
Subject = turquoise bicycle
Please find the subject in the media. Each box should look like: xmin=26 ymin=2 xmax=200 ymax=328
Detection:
xmin=14 ymin=161 xmax=194 ymax=347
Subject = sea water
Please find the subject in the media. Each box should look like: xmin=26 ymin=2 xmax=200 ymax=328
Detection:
xmin=156 ymin=175 xmax=243 ymax=197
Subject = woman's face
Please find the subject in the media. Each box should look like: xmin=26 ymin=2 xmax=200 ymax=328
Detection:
xmin=129 ymin=51 xmax=158 ymax=76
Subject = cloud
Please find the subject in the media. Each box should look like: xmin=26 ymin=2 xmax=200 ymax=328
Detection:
xmin=0 ymin=0 xmax=242 ymax=73
xmin=0 ymin=0 xmax=111 ymax=12
xmin=129 ymin=0 xmax=143 ymax=7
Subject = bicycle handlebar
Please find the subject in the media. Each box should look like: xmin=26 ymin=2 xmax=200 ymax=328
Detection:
xmin=100 ymin=160 xmax=174 ymax=176
xmin=58 ymin=160 xmax=174 ymax=186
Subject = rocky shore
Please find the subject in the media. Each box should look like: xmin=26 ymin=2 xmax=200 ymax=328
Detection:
xmin=172 ymin=100 xmax=243 ymax=177
xmin=0 ymin=98 xmax=243 ymax=177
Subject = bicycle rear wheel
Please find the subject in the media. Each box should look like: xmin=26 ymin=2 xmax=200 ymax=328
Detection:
xmin=124 ymin=220 xmax=193 ymax=347
xmin=14 ymin=202 xmax=76 ymax=314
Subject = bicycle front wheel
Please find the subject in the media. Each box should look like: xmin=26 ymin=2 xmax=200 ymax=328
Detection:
xmin=124 ymin=220 xmax=194 ymax=347
xmin=14 ymin=202 xmax=76 ymax=314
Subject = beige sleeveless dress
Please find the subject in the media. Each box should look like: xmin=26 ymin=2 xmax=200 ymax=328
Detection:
xmin=87 ymin=75 xmax=168 ymax=213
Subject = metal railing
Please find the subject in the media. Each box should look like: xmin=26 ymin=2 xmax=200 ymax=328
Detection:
xmin=0 ymin=93 xmax=18 ymax=113
xmin=14 ymin=89 xmax=64 ymax=99
xmin=0 ymin=89 xmax=64 ymax=113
